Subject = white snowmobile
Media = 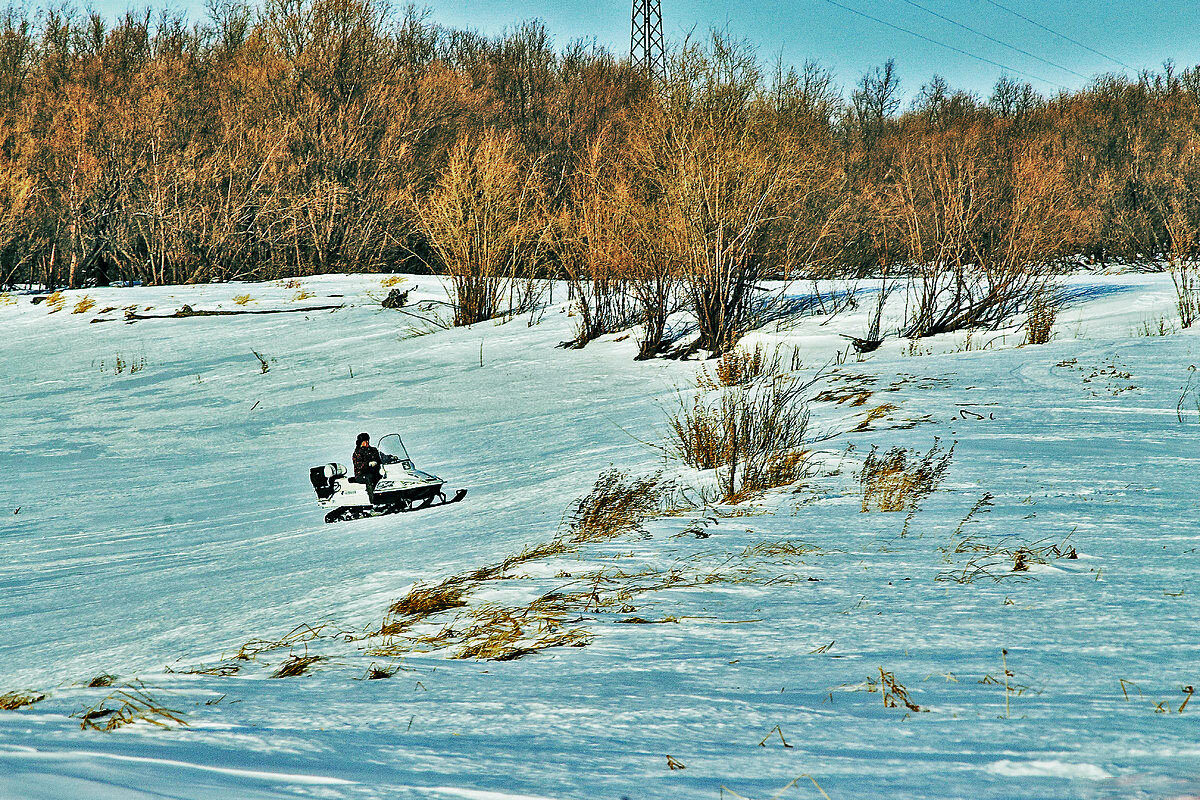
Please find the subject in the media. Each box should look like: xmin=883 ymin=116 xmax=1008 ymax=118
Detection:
xmin=309 ymin=433 xmax=467 ymax=523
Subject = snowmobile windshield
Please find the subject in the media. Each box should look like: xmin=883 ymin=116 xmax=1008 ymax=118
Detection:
xmin=376 ymin=434 xmax=410 ymax=465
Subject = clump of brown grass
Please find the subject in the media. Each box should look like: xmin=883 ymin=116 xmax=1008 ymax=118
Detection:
xmin=567 ymin=469 xmax=667 ymax=544
xmin=381 ymin=579 xmax=471 ymax=635
xmin=0 ymin=292 xmax=15 ymax=306
xmin=451 ymin=602 xmax=591 ymax=661
xmin=387 ymin=579 xmax=469 ymax=618
xmin=0 ymin=691 xmax=45 ymax=710
xmin=1023 ymin=285 xmax=1060 ymax=345
xmin=45 ymin=291 xmax=65 ymax=313
xmin=233 ymin=293 xmax=254 ymax=306
xmin=293 ymin=289 xmax=314 ymax=301
xmin=280 ymin=278 xmax=302 ymax=289
xmin=381 ymin=275 xmax=406 ymax=288
xmin=270 ymin=652 xmax=322 ymax=678
xmin=87 ymin=674 xmax=116 ymax=688
xmin=72 ymin=294 xmax=96 ymax=314
xmin=859 ymin=441 xmax=954 ymax=512
xmin=78 ymin=684 xmax=187 ymax=731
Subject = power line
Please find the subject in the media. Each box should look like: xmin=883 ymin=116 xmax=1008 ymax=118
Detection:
xmin=814 ymin=0 xmax=1063 ymax=88
xmin=892 ymin=0 xmax=1090 ymax=81
xmin=981 ymin=0 xmax=1136 ymax=73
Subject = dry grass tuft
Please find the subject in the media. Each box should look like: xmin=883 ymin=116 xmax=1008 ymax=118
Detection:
xmin=293 ymin=289 xmax=314 ymax=301
xmin=0 ymin=691 xmax=45 ymax=710
xmin=0 ymin=292 xmax=14 ymax=306
xmin=567 ymin=469 xmax=666 ymax=544
xmin=233 ymin=293 xmax=254 ymax=306
xmin=87 ymin=674 xmax=116 ymax=688
xmin=78 ymin=684 xmax=187 ymax=731
xmin=270 ymin=653 xmax=322 ymax=678
xmin=45 ymin=291 xmax=65 ymax=313
xmin=859 ymin=441 xmax=954 ymax=512
xmin=740 ymin=540 xmax=823 ymax=560
xmin=451 ymin=602 xmax=592 ymax=661
xmin=72 ymin=294 xmax=96 ymax=314
xmin=381 ymin=275 xmax=406 ymax=288
xmin=868 ymin=667 xmax=927 ymax=712
xmin=280 ymin=278 xmax=302 ymax=289
xmin=386 ymin=579 xmax=470 ymax=619
xmin=235 ymin=623 xmax=324 ymax=661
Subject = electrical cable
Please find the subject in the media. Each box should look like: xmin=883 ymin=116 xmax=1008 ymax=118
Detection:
xmin=891 ymin=0 xmax=1090 ymax=81
xmin=814 ymin=0 xmax=1064 ymax=88
xmin=981 ymin=0 xmax=1135 ymax=72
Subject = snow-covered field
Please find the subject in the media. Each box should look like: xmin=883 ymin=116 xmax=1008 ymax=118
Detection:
xmin=0 ymin=273 xmax=1197 ymax=800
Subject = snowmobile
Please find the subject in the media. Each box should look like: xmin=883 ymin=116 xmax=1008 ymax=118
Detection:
xmin=309 ymin=433 xmax=467 ymax=523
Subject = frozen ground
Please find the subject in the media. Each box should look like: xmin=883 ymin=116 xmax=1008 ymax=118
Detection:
xmin=0 ymin=273 xmax=1197 ymax=799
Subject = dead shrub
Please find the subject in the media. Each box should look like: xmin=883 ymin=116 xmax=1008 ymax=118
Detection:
xmin=1023 ymin=284 xmax=1060 ymax=345
xmin=859 ymin=440 xmax=954 ymax=512
xmin=0 ymin=691 xmax=45 ymax=710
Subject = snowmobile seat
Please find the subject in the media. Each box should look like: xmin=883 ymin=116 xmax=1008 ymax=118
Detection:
xmin=309 ymin=463 xmax=347 ymax=500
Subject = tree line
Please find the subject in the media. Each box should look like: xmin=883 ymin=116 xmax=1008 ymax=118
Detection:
xmin=3 ymin=0 xmax=1200 ymax=352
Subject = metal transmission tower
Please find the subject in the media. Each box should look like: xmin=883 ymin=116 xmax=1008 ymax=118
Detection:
xmin=630 ymin=0 xmax=666 ymax=83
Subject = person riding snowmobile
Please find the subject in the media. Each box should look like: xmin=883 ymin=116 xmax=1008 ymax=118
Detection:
xmin=353 ymin=432 xmax=383 ymax=499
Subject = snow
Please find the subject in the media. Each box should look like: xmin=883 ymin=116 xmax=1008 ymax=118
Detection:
xmin=1 ymin=272 xmax=1198 ymax=799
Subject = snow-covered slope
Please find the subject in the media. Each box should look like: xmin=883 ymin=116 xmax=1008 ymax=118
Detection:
xmin=0 ymin=274 xmax=1196 ymax=799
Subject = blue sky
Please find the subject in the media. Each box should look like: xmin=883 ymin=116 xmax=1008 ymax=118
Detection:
xmin=87 ymin=0 xmax=1200 ymax=101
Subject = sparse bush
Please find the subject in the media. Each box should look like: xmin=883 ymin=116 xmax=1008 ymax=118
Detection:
xmin=859 ymin=441 xmax=954 ymax=512
xmin=1170 ymin=261 xmax=1200 ymax=329
xmin=1023 ymin=285 xmax=1060 ymax=345
xmin=1136 ymin=317 xmax=1177 ymax=337
xmin=666 ymin=376 xmax=814 ymax=502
